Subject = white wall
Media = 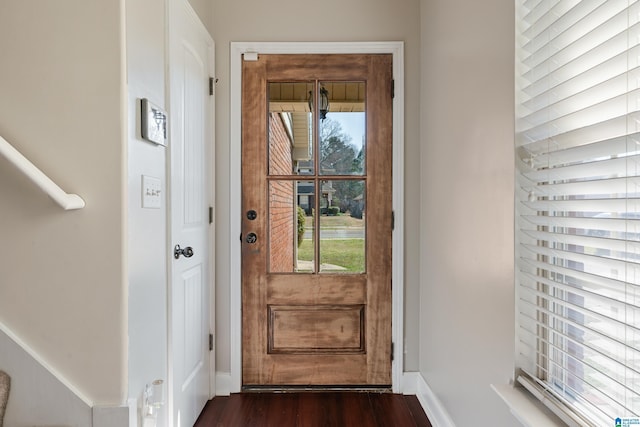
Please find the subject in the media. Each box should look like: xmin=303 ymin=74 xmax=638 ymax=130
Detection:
xmin=0 ymin=328 xmax=92 ymax=426
xmin=188 ymin=0 xmax=213 ymax=35
xmin=0 ymin=0 xmax=127 ymax=406
xmin=211 ymin=0 xmax=423 ymax=376
xmin=419 ymin=0 xmax=517 ymax=425
xmin=126 ymin=0 xmax=169 ymax=424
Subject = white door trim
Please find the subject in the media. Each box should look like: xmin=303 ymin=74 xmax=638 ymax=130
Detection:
xmin=229 ymin=41 xmax=405 ymax=393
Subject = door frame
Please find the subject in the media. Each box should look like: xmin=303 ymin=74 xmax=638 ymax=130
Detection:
xmin=229 ymin=41 xmax=405 ymax=393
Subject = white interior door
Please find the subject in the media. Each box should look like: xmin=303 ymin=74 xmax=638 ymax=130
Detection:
xmin=169 ymin=0 xmax=213 ymax=425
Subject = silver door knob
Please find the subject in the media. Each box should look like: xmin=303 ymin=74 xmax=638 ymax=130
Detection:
xmin=174 ymin=244 xmax=194 ymax=259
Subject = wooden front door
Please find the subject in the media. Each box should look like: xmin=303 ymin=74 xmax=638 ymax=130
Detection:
xmin=241 ymin=54 xmax=393 ymax=386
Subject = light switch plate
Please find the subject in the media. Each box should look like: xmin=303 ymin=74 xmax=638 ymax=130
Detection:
xmin=142 ymin=175 xmax=162 ymax=209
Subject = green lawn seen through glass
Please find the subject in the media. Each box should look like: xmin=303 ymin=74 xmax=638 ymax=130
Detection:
xmin=297 ymin=238 xmax=365 ymax=272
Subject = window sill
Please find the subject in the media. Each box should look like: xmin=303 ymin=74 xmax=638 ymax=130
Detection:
xmin=491 ymin=383 xmax=567 ymax=427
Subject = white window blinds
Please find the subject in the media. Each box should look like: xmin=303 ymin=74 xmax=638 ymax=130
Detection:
xmin=516 ymin=0 xmax=640 ymax=425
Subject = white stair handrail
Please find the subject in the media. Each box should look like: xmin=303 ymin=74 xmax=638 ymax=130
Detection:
xmin=0 ymin=135 xmax=85 ymax=210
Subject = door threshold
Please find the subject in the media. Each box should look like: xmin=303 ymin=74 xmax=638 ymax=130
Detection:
xmin=241 ymin=385 xmax=392 ymax=393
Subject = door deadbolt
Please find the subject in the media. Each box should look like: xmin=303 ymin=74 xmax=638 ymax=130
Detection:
xmin=245 ymin=233 xmax=257 ymax=244
xmin=247 ymin=210 xmax=257 ymax=220
xmin=174 ymin=244 xmax=194 ymax=259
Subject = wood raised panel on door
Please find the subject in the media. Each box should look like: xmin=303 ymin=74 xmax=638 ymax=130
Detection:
xmin=268 ymin=305 xmax=365 ymax=353
xmin=181 ymin=265 xmax=204 ymax=375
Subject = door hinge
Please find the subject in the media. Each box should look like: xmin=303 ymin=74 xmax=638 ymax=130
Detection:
xmin=209 ymin=333 xmax=213 ymax=351
xmin=392 ymin=210 xmax=395 ymax=230
xmin=391 ymin=342 xmax=395 ymax=361
xmin=209 ymin=206 xmax=213 ymax=224
xmin=209 ymin=77 xmax=215 ymax=95
xmin=391 ymin=79 xmax=395 ymax=99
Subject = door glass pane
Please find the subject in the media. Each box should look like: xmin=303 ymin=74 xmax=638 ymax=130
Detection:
xmin=319 ymin=180 xmax=365 ymax=273
xmin=269 ymin=180 xmax=315 ymax=273
xmin=268 ymin=82 xmax=314 ymax=176
xmin=295 ymin=180 xmax=315 ymax=272
xmin=318 ymin=82 xmax=365 ymax=176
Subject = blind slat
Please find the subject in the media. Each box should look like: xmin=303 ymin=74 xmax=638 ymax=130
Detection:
xmin=521 ymin=214 xmax=640 ymax=233
xmin=520 ymin=228 xmax=640 ymax=257
xmin=518 ymin=299 xmax=640 ymax=371
xmin=523 ymin=1 xmax=628 ymax=69
xmin=516 ymin=113 xmax=637 ymax=152
xmin=518 ymin=316 xmax=640 ymax=417
xmin=520 ymin=282 xmax=640 ymax=335
xmin=522 ymin=18 xmax=631 ymax=89
xmin=522 ymin=197 xmax=640 ymax=213
xmin=521 ymin=177 xmax=640 ymax=198
xmin=523 ymin=69 xmax=640 ymax=126
xmin=522 ymin=46 xmax=631 ymax=101
xmin=517 ymin=258 xmax=640 ymax=318
xmin=521 ymin=134 xmax=639 ymax=167
xmin=522 ymin=0 xmax=597 ymax=56
xmin=519 ymin=91 xmax=640 ymax=141
xmin=520 ymin=243 xmax=637 ymax=283
xmin=522 ymin=156 xmax=640 ymax=182
xmin=519 ymin=275 xmax=640 ymax=336
xmin=518 ymin=314 xmax=640 ymax=399
xmin=518 ymin=301 xmax=640 ymax=376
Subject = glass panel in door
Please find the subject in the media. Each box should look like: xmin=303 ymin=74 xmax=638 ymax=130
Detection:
xmin=268 ymin=82 xmax=314 ymax=176
xmin=268 ymin=180 xmax=315 ymax=273
xmin=319 ymin=82 xmax=366 ymax=176
xmin=319 ymin=180 xmax=365 ymax=273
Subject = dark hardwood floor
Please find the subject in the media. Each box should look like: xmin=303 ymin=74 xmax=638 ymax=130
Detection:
xmin=193 ymin=392 xmax=433 ymax=427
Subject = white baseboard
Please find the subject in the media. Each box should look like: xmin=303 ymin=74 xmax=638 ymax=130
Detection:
xmin=128 ymin=398 xmax=139 ymax=427
xmin=403 ymin=371 xmax=456 ymax=427
xmin=215 ymin=371 xmax=231 ymax=396
xmin=402 ymin=372 xmax=420 ymax=395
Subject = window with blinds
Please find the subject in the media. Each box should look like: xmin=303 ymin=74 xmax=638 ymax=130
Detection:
xmin=516 ymin=0 xmax=640 ymax=425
